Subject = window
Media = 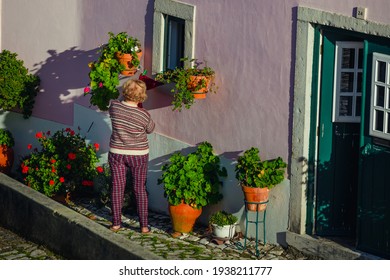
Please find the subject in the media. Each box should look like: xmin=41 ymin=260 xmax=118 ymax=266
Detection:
xmin=369 ymin=52 xmax=390 ymax=140
xmin=152 ymin=0 xmax=195 ymax=74
xmin=164 ymin=15 xmax=185 ymax=70
xmin=333 ymin=41 xmax=364 ymax=122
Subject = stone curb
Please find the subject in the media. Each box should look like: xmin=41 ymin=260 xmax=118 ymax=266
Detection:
xmin=0 ymin=173 xmax=161 ymax=260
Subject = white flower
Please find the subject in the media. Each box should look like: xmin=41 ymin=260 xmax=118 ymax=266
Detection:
xmin=134 ymin=46 xmax=139 ymax=52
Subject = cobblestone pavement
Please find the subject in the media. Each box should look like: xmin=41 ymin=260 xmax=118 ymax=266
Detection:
xmin=0 ymin=226 xmax=64 ymax=260
xmin=67 ymin=198 xmax=319 ymax=260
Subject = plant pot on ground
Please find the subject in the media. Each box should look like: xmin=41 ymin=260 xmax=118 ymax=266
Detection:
xmin=209 ymin=210 xmax=238 ymax=240
xmin=155 ymin=57 xmax=217 ymax=111
xmin=0 ymin=129 xmax=15 ymax=175
xmin=235 ymin=147 xmax=287 ymax=211
xmin=157 ymin=141 xmax=227 ymax=235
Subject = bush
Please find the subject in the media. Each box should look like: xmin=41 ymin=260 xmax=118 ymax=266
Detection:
xmin=0 ymin=50 xmax=40 ymax=118
xmin=20 ymin=128 xmax=102 ymax=197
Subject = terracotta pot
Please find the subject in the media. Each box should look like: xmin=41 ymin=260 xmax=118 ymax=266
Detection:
xmin=168 ymin=202 xmax=202 ymax=233
xmin=188 ymin=75 xmax=212 ymax=96
xmin=116 ymin=51 xmax=143 ymax=76
xmin=241 ymin=186 xmax=269 ymax=212
xmin=0 ymin=145 xmax=14 ymax=175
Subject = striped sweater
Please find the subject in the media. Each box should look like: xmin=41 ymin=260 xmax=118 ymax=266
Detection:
xmin=109 ymin=100 xmax=155 ymax=155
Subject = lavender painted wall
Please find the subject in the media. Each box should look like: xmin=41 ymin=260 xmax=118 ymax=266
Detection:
xmin=2 ymin=0 xmax=390 ymax=245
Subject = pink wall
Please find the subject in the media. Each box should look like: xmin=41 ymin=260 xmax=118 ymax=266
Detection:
xmin=2 ymin=0 xmax=390 ymax=162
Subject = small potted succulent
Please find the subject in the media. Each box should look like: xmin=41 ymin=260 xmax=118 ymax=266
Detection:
xmin=155 ymin=57 xmax=217 ymax=111
xmin=157 ymin=141 xmax=227 ymax=235
xmin=0 ymin=128 xmax=15 ymax=174
xmin=209 ymin=210 xmax=238 ymax=240
xmin=84 ymin=32 xmax=142 ymax=111
xmin=0 ymin=50 xmax=41 ymax=118
xmin=235 ymin=147 xmax=287 ymax=211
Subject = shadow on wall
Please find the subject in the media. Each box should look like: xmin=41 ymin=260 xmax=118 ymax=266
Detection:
xmin=32 ymin=47 xmax=98 ymax=113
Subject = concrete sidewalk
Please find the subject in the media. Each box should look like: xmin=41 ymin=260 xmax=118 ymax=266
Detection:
xmin=1 ymin=173 xmax=378 ymax=260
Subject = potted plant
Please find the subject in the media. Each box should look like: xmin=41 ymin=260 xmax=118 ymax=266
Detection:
xmin=20 ymin=128 xmax=102 ymax=200
xmin=235 ymin=147 xmax=287 ymax=211
xmin=0 ymin=50 xmax=41 ymax=118
xmin=209 ymin=210 xmax=238 ymax=240
xmin=84 ymin=32 xmax=142 ymax=111
xmin=157 ymin=141 xmax=227 ymax=235
xmin=155 ymin=57 xmax=217 ymax=111
xmin=0 ymin=128 xmax=15 ymax=175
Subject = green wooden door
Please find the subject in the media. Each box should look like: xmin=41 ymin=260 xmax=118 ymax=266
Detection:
xmin=316 ymin=31 xmax=362 ymax=237
xmin=357 ymin=41 xmax=390 ymax=258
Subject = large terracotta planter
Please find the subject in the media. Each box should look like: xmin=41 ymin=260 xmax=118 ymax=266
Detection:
xmin=116 ymin=51 xmax=143 ymax=76
xmin=169 ymin=202 xmax=202 ymax=233
xmin=188 ymin=75 xmax=212 ymax=99
xmin=0 ymin=145 xmax=14 ymax=175
xmin=241 ymin=186 xmax=269 ymax=212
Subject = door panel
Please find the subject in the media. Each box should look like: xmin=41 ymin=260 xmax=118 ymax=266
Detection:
xmin=357 ymin=41 xmax=390 ymax=258
xmin=316 ymin=31 xmax=361 ymax=237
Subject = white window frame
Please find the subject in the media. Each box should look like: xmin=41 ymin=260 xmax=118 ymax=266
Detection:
xmin=152 ymin=0 xmax=196 ymax=74
xmin=332 ymin=41 xmax=364 ymax=123
xmin=369 ymin=52 xmax=390 ymax=140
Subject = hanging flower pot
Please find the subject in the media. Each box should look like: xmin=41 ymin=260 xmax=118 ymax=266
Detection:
xmin=187 ymin=75 xmax=212 ymax=99
xmin=116 ymin=50 xmax=143 ymax=76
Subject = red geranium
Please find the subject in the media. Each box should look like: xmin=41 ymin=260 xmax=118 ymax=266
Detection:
xmin=27 ymin=144 xmax=32 ymax=150
xmin=96 ymin=166 xmax=103 ymax=173
xmin=35 ymin=132 xmax=43 ymax=139
xmin=49 ymin=180 xmax=55 ymax=186
xmin=94 ymin=143 xmax=100 ymax=151
xmin=68 ymin=153 xmax=76 ymax=160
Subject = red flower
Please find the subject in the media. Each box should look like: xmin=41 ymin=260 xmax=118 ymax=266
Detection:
xmin=22 ymin=165 xmax=29 ymax=174
xmin=51 ymin=168 xmax=56 ymax=173
xmin=27 ymin=144 xmax=32 ymax=150
xmin=99 ymin=82 xmax=103 ymax=88
xmin=84 ymin=87 xmax=90 ymax=94
xmin=35 ymin=132 xmax=43 ymax=139
xmin=94 ymin=143 xmax=100 ymax=151
xmin=82 ymin=180 xmax=94 ymax=187
xmin=66 ymin=164 xmax=71 ymax=170
xmin=59 ymin=177 xmax=65 ymax=183
xmin=50 ymin=159 xmax=56 ymax=164
xmin=96 ymin=166 xmax=103 ymax=173
xmin=68 ymin=153 xmax=76 ymax=160
xmin=49 ymin=180 xmax=55 ymax=186
xmin=70 ymin=130 xmax=75 ymax=136
xmin=65 ymin=128 xmax=71 ymax=132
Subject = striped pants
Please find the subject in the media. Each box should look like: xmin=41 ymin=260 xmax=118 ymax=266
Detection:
xmin=108 ymin=152 xmax=149 ymax=228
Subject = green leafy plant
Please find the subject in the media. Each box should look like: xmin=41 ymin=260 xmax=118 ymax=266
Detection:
xmin=0 ymin=129 xmax=15 ymax=147
xmin=0 ymin=50 xmax=41 ymax=118
xmin=20 ymin=128 xmax=102 ymax=197
xmin=84 ymin=32 xmax=142 ymax=111
xmin=157 ymin=141 xmax=227 ymax=209
xmin=155 ymin=57 xmax=217 ymax=111
xmin=235 ymin=147 xmax=287 ymax=189
xmin=209 ymin=210 xmax=238 ymax=226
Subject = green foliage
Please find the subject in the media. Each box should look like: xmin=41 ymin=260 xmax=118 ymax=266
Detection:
xmin=235 ymin=147 xmax=287 ymax=189
xmin=0 ymin=129 xmax=15 ymax=147
xmin=157 ymin=141 xmax=227 ymax=209
xmin=84 ymin=32 xmax=141 ymax=111
xmin=20 ymin=128 xmax=101 ymax=197
xmin=155 ymin=57 xmax=217 ymax=111
xmin=209 ymin=210 xmax=238 ymax=226
xmin=0 ymin=50 xmax=40 ymax=118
